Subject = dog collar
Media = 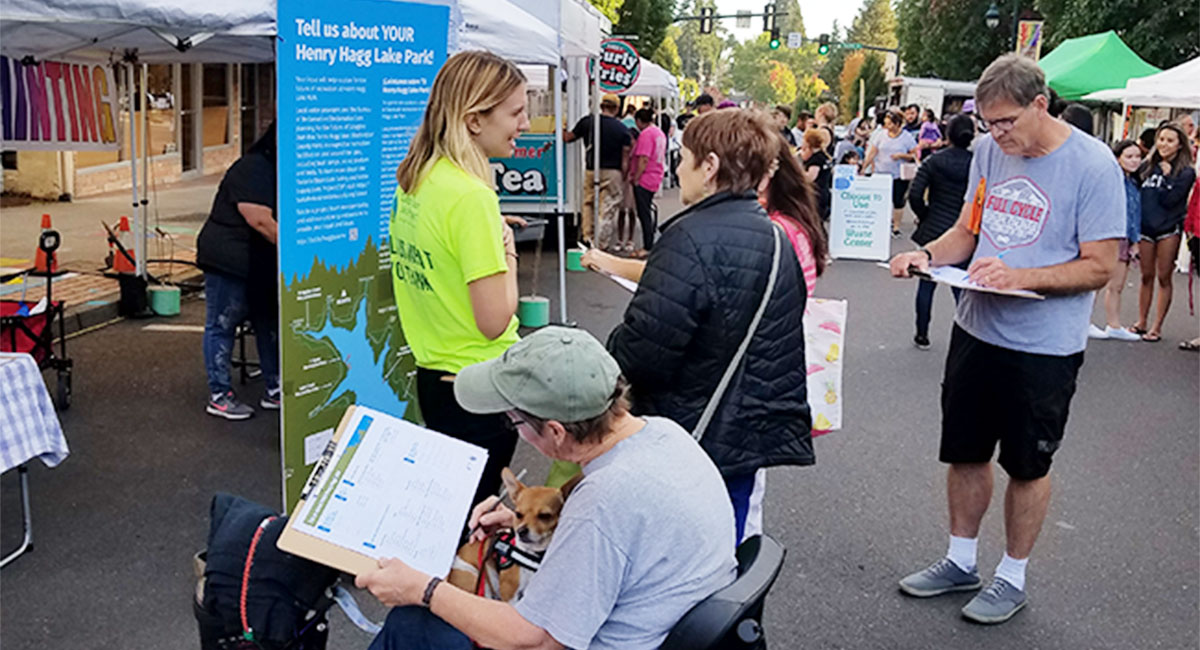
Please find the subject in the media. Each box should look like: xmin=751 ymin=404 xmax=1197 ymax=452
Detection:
xmin=491 ymin=530 xmax=543 ymax=572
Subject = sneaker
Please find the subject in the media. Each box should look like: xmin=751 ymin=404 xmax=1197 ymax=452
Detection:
xmin=892 ymin=228 xmax=902 ymax=239
xmin=898 ymin=558 xmax=982 ymax=598
xmin=961 ymin=577 xmax=1027 ymax=624
xmin=1087 ymin=323 xmax=1109 ymax=340
xmin=1104 ymin=326 xmax=1141 ymax=341
xmin=260 ymin=387 xmax=282 ymax=410
xmin=206 ymin=391 xmax=254 ymax=420
xmin=913 ymin=334 xmax=931 ymax=350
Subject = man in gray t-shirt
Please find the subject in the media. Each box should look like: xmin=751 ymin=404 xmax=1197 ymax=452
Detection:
xmin=358 ymin=327 xmax=737 ymax=649
xmin=888 ymin=55 xmax=1124 ymax=625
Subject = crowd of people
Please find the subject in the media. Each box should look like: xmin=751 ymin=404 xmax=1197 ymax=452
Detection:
xmin=189 ymin=43 xmax=1199 ymax=649
xmin=563 ymin=93 xmax=669 ymax=259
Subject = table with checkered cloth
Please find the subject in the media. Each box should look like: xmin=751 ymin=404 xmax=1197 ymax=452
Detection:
xmin=0 ymin=352 xmax=69 ymax=473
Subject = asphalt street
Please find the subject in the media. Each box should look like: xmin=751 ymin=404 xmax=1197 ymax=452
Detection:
xmin=2 ymin=220 xmax=1197 ymax=649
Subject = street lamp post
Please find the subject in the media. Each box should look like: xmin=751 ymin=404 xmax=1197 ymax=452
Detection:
xmin=985 ymin=0 xmax=1021 ymax=50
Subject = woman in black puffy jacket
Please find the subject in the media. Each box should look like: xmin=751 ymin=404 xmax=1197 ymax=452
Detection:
xmin=907 ymin=114 xmax=974 ymax=350
xmin=587 ymin=109 xmax=813 ymax=544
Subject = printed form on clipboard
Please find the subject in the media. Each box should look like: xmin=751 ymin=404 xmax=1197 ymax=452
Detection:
xmin=278 ymin=405 xmax=488 ymax=577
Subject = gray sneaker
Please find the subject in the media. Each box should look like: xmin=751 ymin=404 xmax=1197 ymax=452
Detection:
xmin=207 ymin=391 xmax=254 ymax=420
xmin=899 ymin=558 xmax=982 ymax=598
xmin=962 ymin=577 xmax=1027 ymax=624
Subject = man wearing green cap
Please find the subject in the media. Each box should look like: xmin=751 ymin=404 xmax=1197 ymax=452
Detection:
xmin=357 ymin=327 xmax=737 ymax=650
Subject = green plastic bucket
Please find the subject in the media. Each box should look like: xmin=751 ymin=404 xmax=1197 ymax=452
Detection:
xmin=148 ymin=285 xmax=181 ymax=316
xmin=566 ymin=249 xmax=585 ymax=272
xmin=517 ymin=295 xmax=549 ymax=328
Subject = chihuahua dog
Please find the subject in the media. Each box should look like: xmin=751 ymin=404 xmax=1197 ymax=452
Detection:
xmin=447 ymin=467 xmax=581 ymax=603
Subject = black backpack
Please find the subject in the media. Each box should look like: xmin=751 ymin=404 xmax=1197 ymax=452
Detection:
xmin=194 ymin=493 xmax=341 ymax=650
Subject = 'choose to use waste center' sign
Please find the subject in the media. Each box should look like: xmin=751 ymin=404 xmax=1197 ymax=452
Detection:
xmin=593 ymin=38 xmax=641 ymax=93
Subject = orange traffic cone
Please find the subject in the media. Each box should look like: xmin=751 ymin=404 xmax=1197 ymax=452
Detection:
xmin=34 ymin=213 xmax=58 ymax=274
xmin=113 ymin=215 xmax=136 ymax=273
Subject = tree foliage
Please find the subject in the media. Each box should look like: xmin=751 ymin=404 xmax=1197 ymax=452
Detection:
xmin=847 ymin=0 xmax=898 ymax=49
xmin=838 ymin=52 xmax=867 ymax=117
xmin=586 ymin=0 xmax=624 ymax=24
xmin=844 ymin=52 xmax=888 ymax=120
xmin=816 ymin=0 xmax=896 ymax=118
xmin=767 ymin=61 xmax=799 ymax=106
xmin=895 ymin=0 xmax=1198 ymax=82
xmin=775 ymin=0 xmax=807 ymax=39
xmin=1035 ymin=0 xmax=1199 ymax=70
xmin=817 ymin=22 xmax=847 ymax=103
xmin=615 ymin=0 xmax=676 ymax=58
xmin=675 ymin=0 xmax=729 ymax=88
xmin=653 ymin=25 xmax=684 ymax=75
xmin=895 ymin=0 xmax=1008 ymax=80
xmin=678 ymin=77 xmax=701 ymax=103
xmin=792 ymin=72 xmax=829 ymax=114
xmin=728 ymin=33 xmax=822 ymax=106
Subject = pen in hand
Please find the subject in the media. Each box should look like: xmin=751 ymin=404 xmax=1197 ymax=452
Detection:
xmin=466 ymin=468 xmax=527 ymax=539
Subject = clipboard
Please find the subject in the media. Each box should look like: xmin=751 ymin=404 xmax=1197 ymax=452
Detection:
xmin=878 ymin=262 xmax=1045 ymax=300
xmin=277 ymin=405 xmax=489 ymax=578
xmin=277 ymin=408 xmax=378 ymax=576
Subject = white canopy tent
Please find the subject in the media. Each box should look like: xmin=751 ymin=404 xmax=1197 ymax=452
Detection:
xmin=459 ymin=0 xmax=559 ymax=66
xmin=625 ymin=58 xmax=678 ymax=98
xmin=1082 ymin=56 xmax=1200 ymax=108
xmin=0 ymin=0 xmax=275 ymax=63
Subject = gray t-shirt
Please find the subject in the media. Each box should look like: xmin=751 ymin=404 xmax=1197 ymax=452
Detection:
xmin=869 ymin=129 xmax=917 ymax=176
xmin=956 ymin=127 xmax=1126 ymax=355
xmin=515 ymin=417 xmax=737 ymax=649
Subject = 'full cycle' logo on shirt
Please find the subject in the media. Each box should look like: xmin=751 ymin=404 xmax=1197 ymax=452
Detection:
xmin=980 ymin=176 xmax=1051 ymax=249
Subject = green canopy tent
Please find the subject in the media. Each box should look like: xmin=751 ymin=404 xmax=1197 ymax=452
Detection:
xmin=1039 ymin=31 xmax=1160 ymax=101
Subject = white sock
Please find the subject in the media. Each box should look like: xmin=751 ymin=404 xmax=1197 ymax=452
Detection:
xmin=994 ymin=554 xmax=1028 ymax=591
xmin=946 ymin=535 xmax=977 ymax=573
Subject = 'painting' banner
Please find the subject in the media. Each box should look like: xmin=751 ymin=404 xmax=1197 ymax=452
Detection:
xmin=1 ymin=56 xmax=119 ymax=151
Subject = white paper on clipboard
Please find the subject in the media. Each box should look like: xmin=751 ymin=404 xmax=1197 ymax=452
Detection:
xmin=286 ymin=406 xmax=488 ymax=578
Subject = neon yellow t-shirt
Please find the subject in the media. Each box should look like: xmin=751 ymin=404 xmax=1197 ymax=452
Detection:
xmin=389 ymin=157 xmax=519 ymax=373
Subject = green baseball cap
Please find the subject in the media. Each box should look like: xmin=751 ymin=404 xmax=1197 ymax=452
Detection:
xmin=454 ymin=326 xmax=621 ymax=422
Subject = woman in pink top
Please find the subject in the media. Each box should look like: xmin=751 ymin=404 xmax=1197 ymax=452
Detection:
xmin=761 ymin=139 xmax=827 ymax=294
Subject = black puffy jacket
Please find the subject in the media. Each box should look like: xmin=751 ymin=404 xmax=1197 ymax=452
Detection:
xmin=909 ymin=146 xmax=972 ymax=246
xmin=608 ymin=191 xmax=814 ymax=478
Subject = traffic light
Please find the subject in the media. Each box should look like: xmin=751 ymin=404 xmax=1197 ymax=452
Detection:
xmin=769 ymin=27 xmax=781 ymax=49
xmin=762 ymin=3 xmax=776 ymax=33
xmin=818 ymin=33 xmax=830 ymax=55
xmin=699 ymin=6 xmax=714 ymax=34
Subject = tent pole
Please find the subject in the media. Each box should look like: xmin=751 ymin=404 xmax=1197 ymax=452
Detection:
xmin=126 ymin=62 xmax=144 ymax=278
xmin=592 ymin=57 xmax=600 ymax=248
xmin=553 ymin=63 xmax=568 ymax=324
xmin=141 ymin=64 xmax=150 ymax=248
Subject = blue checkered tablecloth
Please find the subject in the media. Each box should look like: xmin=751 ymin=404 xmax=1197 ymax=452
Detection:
xmin=0 ymin=353 xmax=69 ymax=473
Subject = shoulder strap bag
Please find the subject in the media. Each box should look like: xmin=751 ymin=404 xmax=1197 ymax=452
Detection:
xmin=692 ymin=224 xmax=783 ymax=442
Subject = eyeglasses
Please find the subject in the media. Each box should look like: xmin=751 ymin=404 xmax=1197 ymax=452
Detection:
xmin=507 ymin=411 xmax=541 ymax=435
xmin=978 ymin=107 xmax=1027 ymax=135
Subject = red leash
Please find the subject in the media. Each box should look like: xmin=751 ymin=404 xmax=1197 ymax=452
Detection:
xmin=240 ymin=516 xmax=278 ymax=642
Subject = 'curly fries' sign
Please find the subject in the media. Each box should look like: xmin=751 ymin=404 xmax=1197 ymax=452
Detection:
xmin=593 ymin=38 xmax=641 ymax=93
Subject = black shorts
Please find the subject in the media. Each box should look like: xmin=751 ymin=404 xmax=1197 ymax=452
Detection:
xmin=892 ymin=178 xmax=910 ymax=210
xmin=939 ymin=325 xmax=1084 ymax=480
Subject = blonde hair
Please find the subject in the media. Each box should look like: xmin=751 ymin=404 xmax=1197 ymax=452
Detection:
xmin=396 ymin=51 xmax=526 ymax=192
xmin=815 ymin=102 xmax=839 ymax=125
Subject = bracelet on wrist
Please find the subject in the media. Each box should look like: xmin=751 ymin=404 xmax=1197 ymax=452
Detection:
xmin=421 ymin=576 xmax=442 ymax=608
xmin=919 ymin=247 xmax=933 ymax=263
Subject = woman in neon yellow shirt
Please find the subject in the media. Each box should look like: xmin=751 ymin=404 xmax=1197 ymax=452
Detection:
xmin=389 ymin=51 xmax=528 ymax=506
